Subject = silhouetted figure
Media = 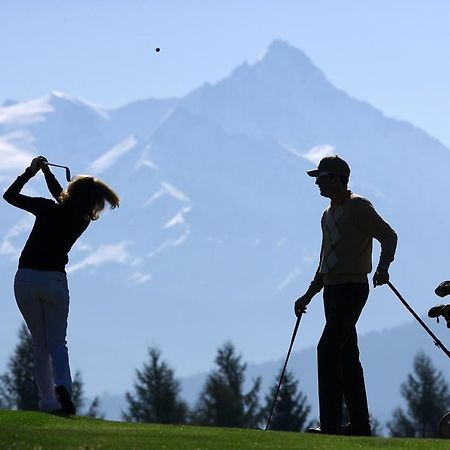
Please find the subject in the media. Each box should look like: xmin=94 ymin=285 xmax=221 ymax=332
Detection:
xmin=3 ymin=156 xmax=119 ymax=414
xmin=294 ymin=155 xmax=397 ymax=436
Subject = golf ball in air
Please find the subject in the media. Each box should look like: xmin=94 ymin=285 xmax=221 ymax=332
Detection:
xmin=155 ymin=48 xmax=160 ymax=52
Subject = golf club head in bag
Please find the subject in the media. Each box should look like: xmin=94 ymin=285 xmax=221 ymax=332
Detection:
xmin=428 ymin=304 xmax=450 ymax=328
xmin=46 ymin=163 xmax=72 ymax=182
xmin=435 ymin=280 xmax=450 ymax=298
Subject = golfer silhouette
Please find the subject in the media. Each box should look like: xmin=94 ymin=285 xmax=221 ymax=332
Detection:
xmin=3 ymin=156 xmax=119 ymax=414
xmin=295 ymin=156 xmax=397 ymax=436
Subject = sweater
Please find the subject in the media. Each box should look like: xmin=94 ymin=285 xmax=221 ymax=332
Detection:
xmin=3 ymin=169 xmax=90 ymax=273
xmin=310 ymin=193 xmax=397 ymax=290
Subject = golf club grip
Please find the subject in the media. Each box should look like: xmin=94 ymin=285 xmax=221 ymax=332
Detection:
xmin=387 ymin=282 xmax=450 ymax=360
xmin=265 ymin=314 xmax=302 ymax=431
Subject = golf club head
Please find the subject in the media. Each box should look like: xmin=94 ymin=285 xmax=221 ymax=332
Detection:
xmin=64 ymin=167 xmax=71 ymax=182
xmin=435 ymin=281 xmax=450 ymax=298
xmin=46 ymin=163 xmax=72 ymax=182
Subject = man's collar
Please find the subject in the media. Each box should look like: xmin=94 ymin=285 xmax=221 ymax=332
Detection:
xmin=330 ymin=190 xmax=352 ymax=208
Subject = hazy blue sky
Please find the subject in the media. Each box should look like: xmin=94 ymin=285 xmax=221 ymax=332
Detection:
xmin=3 ymin=2 xmax=450 ymax=406
xmin=2 ymin=0 xmax=450 ymax=147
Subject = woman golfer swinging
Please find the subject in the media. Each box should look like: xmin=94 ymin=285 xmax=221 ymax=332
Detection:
xmin=3 ymin=156 xmax=119 ymax=414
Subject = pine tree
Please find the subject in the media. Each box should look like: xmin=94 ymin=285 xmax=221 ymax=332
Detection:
xmin=387 ymin=352 xmax=450 ymax=438
xmin=192 ymin=341 xmax=262 ymax=428
xmin=72 ymin=370 xmax=104 ymax=418
xmin=0 ymin=324 xmax=39 ymax=410
xmin=122 ymin=347 xmax=188 ymax=424
xmin=0 ymin=324 xmax=101 ymax=417
xmin=261 ymin=369 xmax=311 ymax=431
xmin=370 ymin=416 xmax=383 ymax=437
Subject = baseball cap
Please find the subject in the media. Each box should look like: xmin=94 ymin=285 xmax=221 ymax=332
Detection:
xmin=307 ymin=155 xmax=351 ymax=177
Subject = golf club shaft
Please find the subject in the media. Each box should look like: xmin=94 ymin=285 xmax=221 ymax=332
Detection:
xmin=265 ymin=313 xmax=302 ymax=431
xmin=387 ymin=281 xmax=450 ymax=359
xmin=46 ymin=163 xmax=66 ymax=169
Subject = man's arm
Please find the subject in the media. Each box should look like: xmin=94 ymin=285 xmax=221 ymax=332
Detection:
xmin=294 ymin=242 xmax=325 ymax=316
xmin=357 ymin=199 xmax=398 ymax=285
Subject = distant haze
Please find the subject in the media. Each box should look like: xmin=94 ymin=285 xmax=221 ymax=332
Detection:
xmin=1 ymin=41 xmax=449 ymax=425
xmin=100 ymin=319 xmax=450 ymax=430
xmin=2 ymin=2 xmax=450 ymax=148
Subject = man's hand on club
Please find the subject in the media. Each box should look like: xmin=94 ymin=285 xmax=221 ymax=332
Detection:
xmin=294 ymin=294 xmax=312 ymax=317
xmin=373 ymin=267 xmax=389 ymax=287
xmin=28 ymin=156 xmax=48 ymax=175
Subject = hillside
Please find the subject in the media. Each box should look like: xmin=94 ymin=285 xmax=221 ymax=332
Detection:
xmin=0 ymin=410 xmax=447 ymax=449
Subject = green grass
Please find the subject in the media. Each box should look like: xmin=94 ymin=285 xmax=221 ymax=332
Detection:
xmin=0 ymin=410 xmax=448 ymax=450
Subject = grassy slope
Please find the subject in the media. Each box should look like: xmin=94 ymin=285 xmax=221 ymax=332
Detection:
xmin=0 ymin=410 xmax=448 ymax=450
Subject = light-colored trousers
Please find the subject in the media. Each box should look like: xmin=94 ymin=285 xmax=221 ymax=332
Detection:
xmin=14 ymin=268 xmax=72 ymax=412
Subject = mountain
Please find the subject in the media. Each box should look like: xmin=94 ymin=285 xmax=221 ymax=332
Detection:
xmin=1 ymin=40 xmax=449 ymax=419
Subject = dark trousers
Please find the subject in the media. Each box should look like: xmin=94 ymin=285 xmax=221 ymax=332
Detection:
xmin=317 ymin=282 xmax=370 ymax=432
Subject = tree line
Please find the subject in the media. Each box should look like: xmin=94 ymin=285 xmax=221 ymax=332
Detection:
xmin=0 ymin=324 xmax=102 ymax=418
xmin=1 ymin=324 xmax=449 ymax=437
xmin=123 ymin=342 xmax=312 ymax=431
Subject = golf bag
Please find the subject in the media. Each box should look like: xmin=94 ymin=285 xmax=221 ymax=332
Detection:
xmin=429 ymin=280 xmax=450 ymax=438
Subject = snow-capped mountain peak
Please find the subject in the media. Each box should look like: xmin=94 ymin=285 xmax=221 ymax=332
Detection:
xmin=257 ymin=39 xmax=326 ymax=80
xmin=47 ymin=91 xmax=110 ymax=119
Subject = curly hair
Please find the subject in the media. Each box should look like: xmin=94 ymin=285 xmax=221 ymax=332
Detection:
xmin=58 ymin=175 xmax=119 ymax=220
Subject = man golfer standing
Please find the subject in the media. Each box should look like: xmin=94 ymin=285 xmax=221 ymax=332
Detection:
xmin=295 ymin=155 xmax=397 ymax=436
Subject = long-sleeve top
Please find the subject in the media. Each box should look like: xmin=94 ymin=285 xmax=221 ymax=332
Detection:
xmin=3 ymin=169 xmax=90 ymax=273
xmin=309 ymin=193 xmax=398 ymax=292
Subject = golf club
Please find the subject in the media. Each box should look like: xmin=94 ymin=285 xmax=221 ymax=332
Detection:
xmin=264 ymin=312 xmax=303 ymax=431
xmin=46 ymin=163 xmax=72 ymax=182
xmin=387 ymin=281 xmax=450 ymax=359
